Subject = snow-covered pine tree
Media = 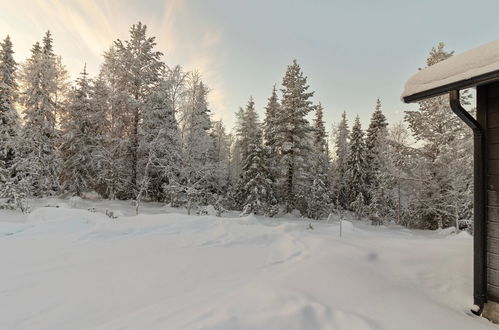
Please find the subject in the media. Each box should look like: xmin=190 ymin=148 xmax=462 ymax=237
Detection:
xmin=17 ymin=32 xmax=61 ymax=196
xmin=333 ymin=111 xmax=350 ymax=209
xmin=346 ymin=116 xmax=368 ymax=211
xmin=404 ymin=42 xmax=472 ymax=229
xmin=276 ymin=60 xmax=315 ymax=213
xmin=112 ymin=22 xmax=164 ymax=197
xmin=60 ymin=65 xmax=102 ymax=196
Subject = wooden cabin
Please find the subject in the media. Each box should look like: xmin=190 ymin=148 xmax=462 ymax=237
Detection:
xmin=402 ymin=39 xmax=499 ymax=322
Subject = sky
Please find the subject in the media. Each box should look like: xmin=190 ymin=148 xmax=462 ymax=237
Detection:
xmin=1 ymin=0 xmax=499 ymax=131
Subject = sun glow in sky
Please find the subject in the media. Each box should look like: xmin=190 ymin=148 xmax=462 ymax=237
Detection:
xmin=2 ymin=0 xmax=499 ymax=130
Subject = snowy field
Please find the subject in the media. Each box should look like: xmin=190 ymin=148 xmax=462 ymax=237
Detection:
xmin=0 ymin=199 xmax=496 ymax=330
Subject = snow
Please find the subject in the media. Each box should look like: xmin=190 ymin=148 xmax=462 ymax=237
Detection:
xmin=0 ymin=200 xmax=495 ymax=330
xmin=402 ymin=39 xmax=499 ymax=100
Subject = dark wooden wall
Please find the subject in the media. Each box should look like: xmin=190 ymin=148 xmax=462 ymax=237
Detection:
xmin=481 ymin=81 xmax=499 ymax=302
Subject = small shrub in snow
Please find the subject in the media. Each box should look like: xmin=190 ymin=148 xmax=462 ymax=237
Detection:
xmin=105 ymin=209 xmax=118 ymax=219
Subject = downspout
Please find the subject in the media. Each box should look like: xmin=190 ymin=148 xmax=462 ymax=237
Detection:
xmin=449 ymin=89 xmax=487 ymax=315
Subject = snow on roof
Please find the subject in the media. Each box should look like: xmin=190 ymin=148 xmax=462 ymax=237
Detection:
xmin=402 ymin=39 xmax=499 ymax=103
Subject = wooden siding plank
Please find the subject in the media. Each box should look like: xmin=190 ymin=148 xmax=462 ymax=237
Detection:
xmin=488 ymin=190 xmax=499 ymax=206
xmin=488 ymin=238 xmax=499 ymax=254
xmin=488 ymin=112 xmax=499 ymax=129
xmin=488 ymin=96 xmax=499 ymax=112
xmin=489 ymin=146 xmax=499 ymax=160
xmin=489 ymin=128 xmax=499 ymax=144
xmin=488 ymin=82 xmax=499 ymax=98
xmin=488 ymin=283 xmax=499 ymax=301
xmin=489 ymin=160 xmax=499 ymax=175
xmin=489 ymin=224 xmax=499 ymax=239
xmin=488 ymin=206 xmax=499 ymax=222
xmin=489 ymin=252 xmax=499 ymax=271
xmin=488 ymin=176 xmax=499 ymax=190
xmin=489 ymin=268 xmax=499 ymax=288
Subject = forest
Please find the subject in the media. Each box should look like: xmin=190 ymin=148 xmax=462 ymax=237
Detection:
xmin=0 ymin=22 xmax=473 ymax=230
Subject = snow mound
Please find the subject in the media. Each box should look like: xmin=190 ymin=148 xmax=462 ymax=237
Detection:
xmin=340 ymin=220 xmax=354 ymax=232
xmin=81 ymin=190 xmax=101 ymax=200
xmin=187 ymin=291 xmax=375 ymax=330
xmin=438 ymin=227 xmax=457 ymax=236
xmin=69 ymin=196 xmax=84 ymax=208
xmin=448 ymin=231 xmax=472 ymax=240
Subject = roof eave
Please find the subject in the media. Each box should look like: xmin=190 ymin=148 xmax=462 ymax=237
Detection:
xmin=403 ymin=69 xmax=499 ymax=103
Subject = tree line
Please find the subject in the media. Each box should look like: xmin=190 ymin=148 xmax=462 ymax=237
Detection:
xmin=0 ymin=23 xmax=472 ymax=229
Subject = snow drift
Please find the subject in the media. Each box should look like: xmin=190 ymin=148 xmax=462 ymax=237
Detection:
xmin=0 ymin=201 xmax=495 ymax=330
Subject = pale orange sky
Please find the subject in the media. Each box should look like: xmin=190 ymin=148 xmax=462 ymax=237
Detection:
xmin=2 ymin=0 xmax=499 ymax=130
xmin=0 ymin=0 xmax=228 ymax=123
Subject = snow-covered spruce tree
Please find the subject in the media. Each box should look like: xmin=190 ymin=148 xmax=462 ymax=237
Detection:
xmin=210 ymin=120 xmax=231 ymax=195
xmin=0 ymin=35 xmax=19 ymax=171
xmin=229 ymin=107 xmax=245 ymax=185
xmin=112 ymin=22 xmax=164 ymax=197
xmin=17 ymin=32 xmax=61 ymax=196
xmin=365 ymin=98 xmax=393 ymax=224
xmin=276 ymin=60 xmax=315 ymax=213
xmin=237 ymin=96 xmax=260 ymax=162
xmin=333 ymin=111 xmax=350 ymax=209
xmin=137 ymin=68 xmax=183 ymax=203
xmin=385 ymin=122 xmax=411 ymax=225
xmin=365 ymin=98 xmax=388 ymax=190
xmin=177 ymin=72 xmax=216 ymax=212
xmin=0 ymin=35 xmax=23 ymax=208
xmin=313 ymin=103 xmax=329 ymax=155
xmin=351 ymin=191 xmax=367 ymax=220
xmin=404 ymin=42 xmax=472 ymax=229
xmin=346 ymin=116 xmax=368 ymax=212
xmin=53 ymin=55 xmax=70 ymax=124
xmin=234 ymin=97 xmax=263 ymax=208
xmin=86 ymin=75 xmax=115 ymax=198
xmin=304 ymin=103 xmax=333 ymax=220
xmin=239 ymin=128 xmax=277 ymax=216
xmin=263 ymin=85 xmax=279 ymax=151
xmin=98 ymin=46 xmax=133 ymax=199
xmin=262 ymin=85 xmax=280 ymax=193
xmin=60 ymin=66 xmax=101 ymax=196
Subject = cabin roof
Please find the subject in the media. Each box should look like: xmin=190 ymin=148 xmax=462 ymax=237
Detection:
xmin=402 ymin=39 xmax=499 ymax=103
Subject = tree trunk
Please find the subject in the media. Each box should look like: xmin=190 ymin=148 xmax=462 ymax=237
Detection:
xmin=286 ymin=154 xmax=294 ymax=213
xmin=131 ymin=106 xmax=139 ymax=196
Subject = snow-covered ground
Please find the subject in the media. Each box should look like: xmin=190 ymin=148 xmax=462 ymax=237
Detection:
xmin=0 ymin=199 xmax=496 ymax=330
